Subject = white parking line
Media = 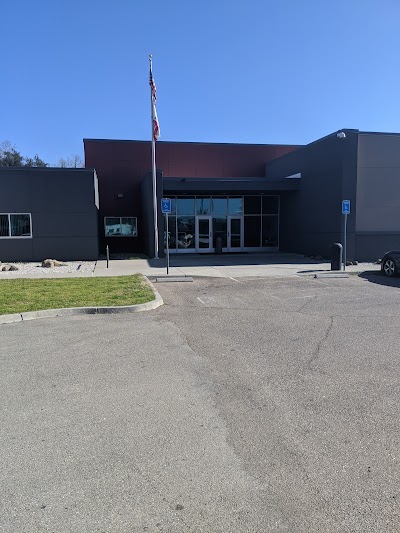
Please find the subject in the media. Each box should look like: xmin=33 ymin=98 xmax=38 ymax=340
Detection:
xmin=229 ymin=277 xmax=243 ymax=283
xmin=268 ymin=294 xmax=315 ymax=301
xmin=197 ymin=296 xmax=217 ymax=306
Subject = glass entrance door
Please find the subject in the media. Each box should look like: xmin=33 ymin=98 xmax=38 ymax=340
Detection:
xmin=196 ymin=216 xmax=213 ymax=252
xmin=228 ymin=216 xmax=243 ymax=251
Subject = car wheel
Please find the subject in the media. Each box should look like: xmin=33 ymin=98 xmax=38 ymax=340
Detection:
xmin=383 ymin=258 xmax=396 ymax=277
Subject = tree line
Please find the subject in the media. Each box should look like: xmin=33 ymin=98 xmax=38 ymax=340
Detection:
xmin=0 ymin=141 xmax=83 ymax=168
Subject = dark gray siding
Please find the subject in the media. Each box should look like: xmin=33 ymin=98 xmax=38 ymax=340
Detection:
xmin=356 ymin=134 xmax=400 ymax=260
xmin=0 ymin=168 xmax=99 ymax=261
xmin=267 ymin=130 xmax=359 ymax=259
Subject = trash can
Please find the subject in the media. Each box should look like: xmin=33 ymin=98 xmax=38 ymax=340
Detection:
xmin=330 ymin=243 xmax=343 ymax=271
xmin=215 ymin=236 xmax=223 ymax=254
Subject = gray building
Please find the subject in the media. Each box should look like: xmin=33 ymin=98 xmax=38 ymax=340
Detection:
xmin=0 ymin=167 xmax=99 ymax=262
xmin=1 ymin=130 xmax=399 ymax=263
xmin=267 ymin=129 xmax=400 ymax=261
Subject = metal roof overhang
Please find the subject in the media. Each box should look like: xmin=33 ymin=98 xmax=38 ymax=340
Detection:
xmin=163 ymin=177 xmax=300 ymax=194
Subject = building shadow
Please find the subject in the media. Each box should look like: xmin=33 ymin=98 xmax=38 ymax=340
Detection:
xmin=358 ymin=270 xmax=400 ymax=289
xmin=148 ymin=253 xmax=322 ymax=269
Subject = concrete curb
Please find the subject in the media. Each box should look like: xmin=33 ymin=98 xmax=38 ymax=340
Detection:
xmin=0 ymin=276 xmax=163 ymax=325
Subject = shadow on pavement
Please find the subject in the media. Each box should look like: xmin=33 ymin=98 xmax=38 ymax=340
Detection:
xmin=358 ymin=270 xmax=400 ymax=288
xmin=148 ymin=253 xmax=321 ymax=268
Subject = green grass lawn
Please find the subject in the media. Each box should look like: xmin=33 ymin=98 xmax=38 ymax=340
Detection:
xmin=0 ymin=275 xmax=155 ymax=315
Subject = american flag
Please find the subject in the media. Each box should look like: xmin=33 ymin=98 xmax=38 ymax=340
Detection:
xmin=149 ymin=64 xmax=157 ymax=104
xmin=149 ymin=60 xmax=160 ymax=140
xmin=152 ymin=103 xmax=160 ymax=141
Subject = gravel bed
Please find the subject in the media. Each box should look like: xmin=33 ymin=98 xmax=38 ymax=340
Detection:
xmin=0 ymin=261 xmax=97 ymax=274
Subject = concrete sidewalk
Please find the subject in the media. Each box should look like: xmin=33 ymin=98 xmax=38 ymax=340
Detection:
xmin=94 ymin=253 xmax=381 ymax=278
xmin=0 ymin=253 xmax=381 ymax=279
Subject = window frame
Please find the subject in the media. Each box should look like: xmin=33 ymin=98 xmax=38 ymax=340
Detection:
xmin=0 ymin=213 xmax=32 ymax=239
xmin=104 ymin=216 xmax=138 ymax=237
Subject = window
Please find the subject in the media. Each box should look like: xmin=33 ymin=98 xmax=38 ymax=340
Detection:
xmin=0 ymin=214 xmax=32 ymax=238
xmin=212 ymin=197 xmax=227 ymax=216
xmin=196 ymin=197 xmax=211 ymax=215
xmin=105 ymin=217 xmax=137 ymax=237
xmin=244 ymin=216 xmax=261 ymax=247
xmin=244 ymin=196 xmax=261 ymax=214
xmin=228 ymin=197 xmax=243 ymax=215
xmin=262 ymin=196 xmax=279 ymax=215
xmin=177 ymin=216 xmax=195 ymax=249
xmin=176 ymin=197 xmax=195 ymax=215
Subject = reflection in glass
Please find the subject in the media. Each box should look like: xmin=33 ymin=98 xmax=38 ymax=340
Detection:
xmin=228 ymin=197 xmax=243 ymax=215
xmin=212 ymin=197 xmax=227 ymax=216
xmin=213 ymin=217 xmax=227 ymax=247
xmin=198 ymin=218 xmax=211 ymax=248
xmin=177 ymin=197 xmax=195 ymax=215
xmin=196 ymin=197 xmax=211 ymax=215
xmin=262 ymin=216 xmax=278 ymax=247
xmin=244 ymin=216 xmax=261 ymax=247
xmin=164 ymin=216 xmax=177 ymax=250
xmin=121 ymin=217 xmax=137 ymax=236
xmin=177 ymin=216 xmax=195 ymax=248
xmin=244 ymin=196 xmax=261 ymax=215
xmin=105 ymin=217 xmax=121 ymax=236
xmin=262 ymin=196 xmax=279 ymax=215
xmin=0 ymin=215 xmax=9 ymax=236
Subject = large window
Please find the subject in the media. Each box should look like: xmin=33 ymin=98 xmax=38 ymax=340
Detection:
xmin=0 ymin=214 xmax=32 ymax=238
xmin=165 ymin=195 xmax=279 ymax=252
xmin=104 ymin=217 xmax=137 ymax=237
xmin=177 ymin=216 xmax=195 ymax=249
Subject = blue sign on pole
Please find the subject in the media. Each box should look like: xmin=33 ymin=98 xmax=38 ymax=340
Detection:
xmin=342 ymin=200 xmax=351 ymax=215
xmin=161 ymin=198 xmax=171 ymax=214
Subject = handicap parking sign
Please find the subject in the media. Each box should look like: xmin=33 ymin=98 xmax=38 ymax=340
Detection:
xmin=161 ymin=198 xmax=171 ymax=213
xmin=342 ymin=200 xmax=350 ymax=215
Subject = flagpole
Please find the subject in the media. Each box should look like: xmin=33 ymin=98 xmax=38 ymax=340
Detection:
xmin=149 ymin=54 xmax=159 ymax=259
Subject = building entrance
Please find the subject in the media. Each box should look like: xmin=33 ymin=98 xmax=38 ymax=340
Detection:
xmin=196 ymin=216 xmax=213 ymax=252
xmin=165 ymin=195 xmax=279 ymax=254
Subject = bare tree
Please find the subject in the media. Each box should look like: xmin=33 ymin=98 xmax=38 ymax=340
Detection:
xmin=57 ymin=155 xmax=84 ymax=168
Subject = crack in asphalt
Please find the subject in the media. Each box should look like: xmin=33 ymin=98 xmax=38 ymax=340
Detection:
xmin=307 ymin=316 xmax=334 ymax=369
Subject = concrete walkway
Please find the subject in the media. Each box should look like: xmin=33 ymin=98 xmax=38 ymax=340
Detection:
xmin=0 ymin=253 xmax=381 ymax=280
xmin=94 ymin=253 xmax=381 ymax=278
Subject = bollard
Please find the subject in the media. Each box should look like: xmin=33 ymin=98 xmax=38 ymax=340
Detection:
xmin=330 ymin=243 xmax=343 ymax=271
xmin=106 ymin=245 xmax=109 ymax=269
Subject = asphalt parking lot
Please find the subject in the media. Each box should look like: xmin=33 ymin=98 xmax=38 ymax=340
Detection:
xmin=1 ymin=271 xmax=400 ymax=532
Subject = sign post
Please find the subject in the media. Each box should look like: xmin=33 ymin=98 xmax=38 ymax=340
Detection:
xmin=342 ymin=200 xmax=350 ymax=271
xmin=161 ymin=198 xmax=172 ymax=275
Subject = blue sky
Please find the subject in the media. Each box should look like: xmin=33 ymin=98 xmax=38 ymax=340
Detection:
xmin=1 ymin=0 xmax=399 ymax=164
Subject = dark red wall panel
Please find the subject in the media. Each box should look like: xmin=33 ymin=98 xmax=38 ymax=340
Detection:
xmin=84 ymin=139 xmax=301 ymax=254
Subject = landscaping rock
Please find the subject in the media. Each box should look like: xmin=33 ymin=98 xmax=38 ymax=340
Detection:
xmin=42 ymin=259 xmax=66 ymax=268
xmin=1 ymin=264 xmax=18 ymax=271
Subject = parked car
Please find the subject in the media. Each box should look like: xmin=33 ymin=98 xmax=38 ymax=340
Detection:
xmin=381 ymin=251 xmax=400 ymax=277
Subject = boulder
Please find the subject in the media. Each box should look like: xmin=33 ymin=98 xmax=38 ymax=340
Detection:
xmin=1 ymin=264 xmax=18 ymax=271
xmin=42 ymin=259 xmax=66 ymax=268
